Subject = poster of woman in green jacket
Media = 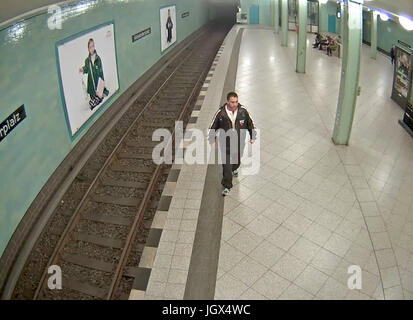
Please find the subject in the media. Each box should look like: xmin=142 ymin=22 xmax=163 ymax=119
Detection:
xmin=79 ymin=38 xmax=109 ymax=110
xmin=57 ymin=23 xmax=119 ymax=137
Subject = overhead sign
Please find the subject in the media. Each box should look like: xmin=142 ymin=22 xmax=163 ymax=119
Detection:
xmin=132 ymin=27 xmax=151 ymax=43
xmin=0 ymin=105 xmax=26 ymax=143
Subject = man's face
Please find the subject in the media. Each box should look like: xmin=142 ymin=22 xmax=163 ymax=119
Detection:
xmin=227 ymin=96 xmax=238 ymax=109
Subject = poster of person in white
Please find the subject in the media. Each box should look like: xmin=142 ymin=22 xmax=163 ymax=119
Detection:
xmin=57 ymin=23 xmax=119 ymax=136
xmin=160 ymin=5 xmax=177 ymax=52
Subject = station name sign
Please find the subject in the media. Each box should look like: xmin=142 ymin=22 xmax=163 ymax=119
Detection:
xmin=0 ymin=105 xmax=26 ymax=143
xmin=181 ymin=11 xmax=189 ymax=18
xmin=132 ymin=27 xmax=151 ymax=43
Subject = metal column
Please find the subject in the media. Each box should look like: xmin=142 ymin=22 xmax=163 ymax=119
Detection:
xmin=370 ymin=10 xmax=378 ymax=59
xmin=296 ymin=0 xmax=307 ymax=73
xmin=332 ymin=0 xmax=363 ymax=145
xmin=274 ymin=0 xmax=280 ymax=33
xmin=281 ymin=0 xmax=288 ymax=47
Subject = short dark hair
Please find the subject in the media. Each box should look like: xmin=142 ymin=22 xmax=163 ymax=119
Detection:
xmin=227 ymin=92 xmax=238 ymax=101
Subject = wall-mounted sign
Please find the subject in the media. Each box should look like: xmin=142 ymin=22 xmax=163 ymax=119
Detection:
xmin=398 ymin=40 xmax=411 ymax=49
xmin=0 ymin=105 xmax=26 ymax=143
xmin=181 ymin=11 xmax=189 ymax=19
xmin=132 ymin=27 xmax=151 ymax=43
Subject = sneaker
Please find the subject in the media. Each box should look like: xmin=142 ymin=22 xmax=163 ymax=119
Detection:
xmin=232 ymin=169 xmax=238 ymax=177
xmin=222 ymin=188 xmax=230 ymax=196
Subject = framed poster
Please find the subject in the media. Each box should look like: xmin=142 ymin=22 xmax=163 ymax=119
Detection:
xmin=160 ymin=5 xmax=177 ymax=52
xmin=394 ymin=48 xmax=411 ymax=98
xmin=391 ymin=45 xmax=412 ymax=109
xmin=56 ymin=22 xmax=120 ymax=137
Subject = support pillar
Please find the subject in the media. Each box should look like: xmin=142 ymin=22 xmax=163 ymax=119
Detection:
xmin=319 ymin=3 xmax=327 ymax=33
xmin=296 ymin=0 xmax=307 ymax=73
xmin=340 ymin=1 xmax=345 ymax=38
xmin=281 ymin=0 xmax=288 ymax=46
xmin=274 ymin=0 xmax=280 ymax=33
xmin=332 ymin=0 xmax=363 ymax=145
xmin=370 ymin=10 xmax=378 ymax=59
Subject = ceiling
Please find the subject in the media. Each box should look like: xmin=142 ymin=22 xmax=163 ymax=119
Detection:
xmin=335 ymin=0 xmax=413 ymax=19
xmin=1 ymin=0 xmax=412 ymax=26
xmin=0 ymin=0 xmax=66 ymax=25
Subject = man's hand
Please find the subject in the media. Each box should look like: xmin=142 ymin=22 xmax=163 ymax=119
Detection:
xmin=249 ymin=139 xmax=255 ymax=144
xmin=210 ymin=142 xmax=217 ymax=149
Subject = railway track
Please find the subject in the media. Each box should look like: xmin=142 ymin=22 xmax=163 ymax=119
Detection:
xmin=11 ymin=24 xmax=230 ymax=300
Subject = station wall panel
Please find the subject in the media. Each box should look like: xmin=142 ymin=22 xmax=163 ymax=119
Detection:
xmin=363 ymin=10 xmax=413 ymax=54
xmin=240 ymin=0 xmax=271 ymax=25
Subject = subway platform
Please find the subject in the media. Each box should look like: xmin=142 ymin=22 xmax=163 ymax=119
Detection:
xmin=134 ymin=24 xmax=413 ymax=300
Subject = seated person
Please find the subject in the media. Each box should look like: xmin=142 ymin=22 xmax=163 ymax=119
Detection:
xmin=313 ymin=33 xmax=322 ymax=48
xmin=319 ymin=35 xmax=330 ymax=50
xmin=327 ymin=38 xmax=338 ymax=56
xmin=336 ymin=35 xmax=342 ymax=44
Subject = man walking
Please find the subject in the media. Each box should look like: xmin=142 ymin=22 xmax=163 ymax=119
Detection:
xmin=208 ymin=92 xmax=256 ymax=196
xmin=390 ymin=45 xmax=396 ymax=65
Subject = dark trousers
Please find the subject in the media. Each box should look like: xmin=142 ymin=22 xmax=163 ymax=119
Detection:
xmin=222 ymin=152 xmax=241 ymax=189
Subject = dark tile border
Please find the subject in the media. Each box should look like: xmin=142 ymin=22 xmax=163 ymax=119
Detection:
xmin=188 ymin=117 xmax=198 ymax=124
xmin=167 ymin=169 xmax=180 ymax=182
xmin=157 ymin=196 xmax=173 ymax=212
xmin=146 ymin=228 xmax=164 ymax=248
xmin=132 ymin=267 xmax=152 ymax=291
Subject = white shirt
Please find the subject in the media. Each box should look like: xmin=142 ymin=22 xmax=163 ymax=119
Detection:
xmin=225 ymin=104 xmax=238 ymax=129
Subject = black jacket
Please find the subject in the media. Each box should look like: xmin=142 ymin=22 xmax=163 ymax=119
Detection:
xmin=390 ymin=47 xmax=395 ymax=59
xmin=208 ymin=103 xmax=256 ymax=144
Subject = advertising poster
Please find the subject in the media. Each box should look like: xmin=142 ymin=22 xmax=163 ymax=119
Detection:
xmin=394 ymin=48 xmax=411 ymax=99
xmin=160 ymin=5 xmax=177 ymax=52
xmin=56 ymin=22 xmax=119 ymax=136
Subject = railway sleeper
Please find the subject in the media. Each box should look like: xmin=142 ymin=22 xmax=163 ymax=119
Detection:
xmin=71 ymin=232 xmax=124 ymax=249
xmin=100 ymin=177 xmax=147 ymax=189
xmin=62 ymin=253 xmax=115 ymax=273
xmin=61 ymin=277 xmax=107 ymax=300
xmin=81 ymin=213 xmax=132 ymax=227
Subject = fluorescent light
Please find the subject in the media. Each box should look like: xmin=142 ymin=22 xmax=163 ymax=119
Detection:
xmin=399 ymin=16 xmax=413 ymax=31
xmin=318 ymin=0 xmax=328 ymax=4
xmin=379 ymin=12 xmax=390 ymax=21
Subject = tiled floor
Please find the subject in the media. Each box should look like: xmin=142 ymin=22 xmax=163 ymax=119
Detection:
xmin=215 ymin=26 xmax=413 ymax=300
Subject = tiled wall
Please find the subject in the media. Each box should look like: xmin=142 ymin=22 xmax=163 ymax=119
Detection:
xmin=363 ymin=10 xmax=413 ymax=53
xmin=319 ymin=2 xmax=341 ymax=34
xmin=0 ymin=0 xmax=210 ymax=256
xmin=319 ymin=3 xmax=412 ymax=55
xmin=240 ymin=0 xmax=271 ymax=25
